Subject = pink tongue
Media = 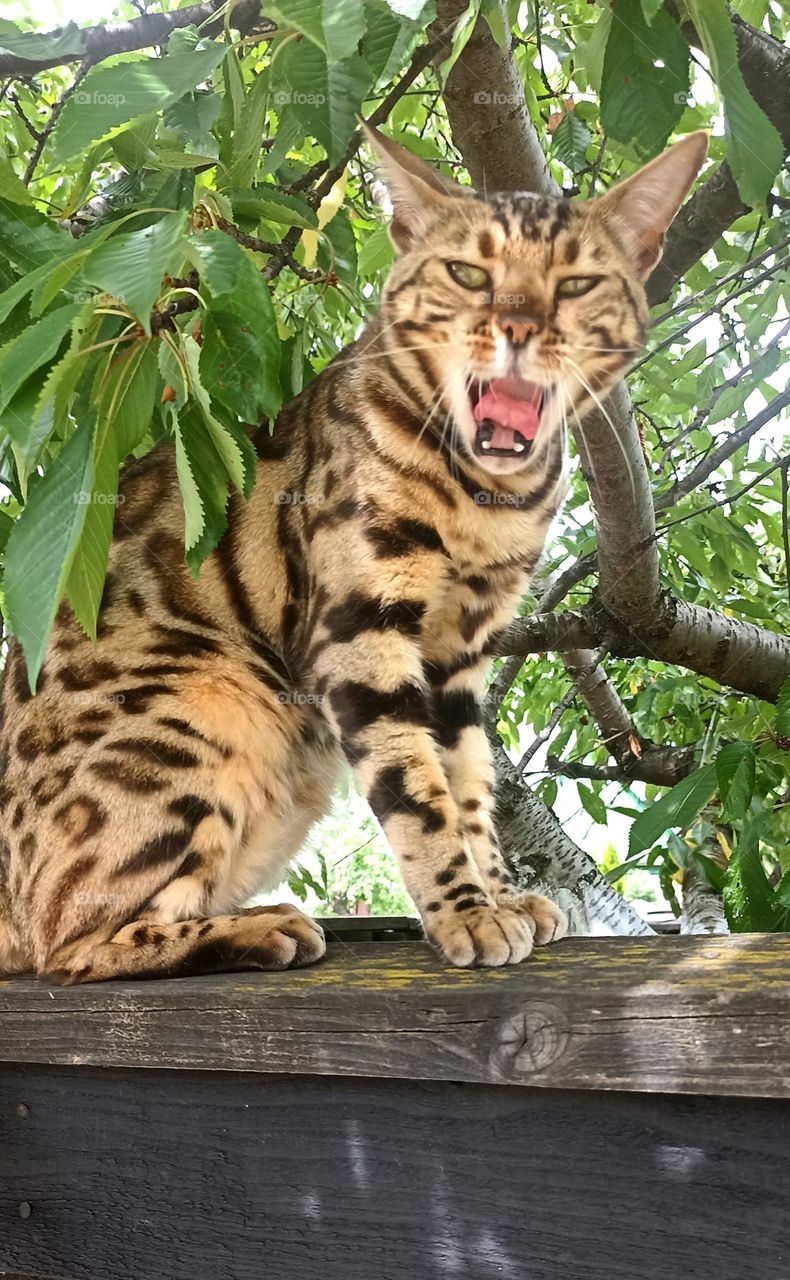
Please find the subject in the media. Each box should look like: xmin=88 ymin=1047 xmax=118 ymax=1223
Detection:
xmin=473 ymin=380 xmax=541 ymax=442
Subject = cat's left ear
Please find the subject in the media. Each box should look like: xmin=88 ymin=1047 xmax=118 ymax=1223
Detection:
xmin=591 ymin=132 xmax=708 ymax=277
xmin=362 ymin=124 xmax=465 ymax=251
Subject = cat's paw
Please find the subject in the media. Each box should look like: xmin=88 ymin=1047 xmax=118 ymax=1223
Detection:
xmin=495 ymin=891 xmax=568 ymax=945
xmin=426 ymin=902 xmax=536 ymax=968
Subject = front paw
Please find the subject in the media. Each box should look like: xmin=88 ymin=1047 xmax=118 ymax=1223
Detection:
xmin=425 ymin=901 xmax=535 ymax=968
xmin=495 ymin=891 xmax=568 ymax=946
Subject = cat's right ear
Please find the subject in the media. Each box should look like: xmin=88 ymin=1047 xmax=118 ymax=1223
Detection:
xmin=362 ymin=124 xmax=463 ymax=251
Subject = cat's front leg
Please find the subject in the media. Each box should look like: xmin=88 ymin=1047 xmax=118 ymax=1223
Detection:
xmin=429 ymin=655 xmax=567 ymax=947
xmin=307 ymin=609 xmax=536 ymax=966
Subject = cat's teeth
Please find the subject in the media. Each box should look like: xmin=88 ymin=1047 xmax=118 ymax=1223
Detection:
xmin=481 ymin=440 xmax=491 ymax=449
xmin=513 ymin=442 xmax=525 ymax=453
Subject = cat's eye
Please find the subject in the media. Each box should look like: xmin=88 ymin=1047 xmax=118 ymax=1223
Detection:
xmin=447 ymin=261 xmax=491 ymax=291
xmin=555 ymin=276 xmax=600 ymax=300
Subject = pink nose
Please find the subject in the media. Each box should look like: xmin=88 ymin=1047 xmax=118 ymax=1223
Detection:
xmin=493 ymin=313 xmax=543 ymax=347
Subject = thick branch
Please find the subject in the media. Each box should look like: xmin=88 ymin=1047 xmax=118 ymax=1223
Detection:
xmin=561 ymin=649 xmax=696 ymax=786
xmin=649 ymin=8 xmax=790 ymax=304
xmin=431 ymin=0 xmax=557 ymax=196
xmin=499 ymin=596 xmax=790 ymax=704
xmin=0 ymin=0 xmax=270 ymax=76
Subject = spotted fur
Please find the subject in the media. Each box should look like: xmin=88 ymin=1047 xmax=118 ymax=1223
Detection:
xmin=0 ymin=129 xmax=706 ymax=982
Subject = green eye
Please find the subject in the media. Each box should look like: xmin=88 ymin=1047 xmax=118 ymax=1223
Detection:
xmin=556 ymin=276 xmax=600 ymax=300
xmin=447 ymin=261 xmax=491 ymax=291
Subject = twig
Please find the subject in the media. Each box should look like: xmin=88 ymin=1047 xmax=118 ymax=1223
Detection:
xmin=215 ymin=217 xmax=322 ymax=282
xmin=782 ymin=459 xmax=790 ymax=613
xmin=656 ymin=387 xmax=790 ymax=509
xmin=24 ymin=58 xmax=92 ymax=185
xmin=517 ymin=646 xmax=607 ymax=772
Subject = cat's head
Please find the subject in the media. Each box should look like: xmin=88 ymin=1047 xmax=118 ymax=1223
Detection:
xmin=365 ymin=127 xmax=707 ymax=478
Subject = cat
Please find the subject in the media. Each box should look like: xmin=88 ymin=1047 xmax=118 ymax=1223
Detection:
xmin=0 ymin=126 xmax=707 ymax=983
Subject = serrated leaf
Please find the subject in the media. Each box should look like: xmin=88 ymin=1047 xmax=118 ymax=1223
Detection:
xmin=264 ymin=0 xmax=366 ymax=62
xmin=723 ymin=813 xmax=774 ymax=932
xmin=7 ymin=385 xmax=55 ymax=498
xmin=600 ymin=0 xmax=689 ymax=157
xmin=227 ymin=186 xmax=317 ymax=229
xmin=67 ymin=341 xmax=158 ymax=638
xmin=279 ymin=40 xmax=369 ymax=165
xmin=181 ymin=334 xmax=248 ymax=494
xmin=5 ymin=420 xmax=93 ymax=690
xmin=228 ymin=71 xmax=269 ymax=189
xmin=0 ymin=199 xmax=74 ymax=274
xmin=50 ymin=42 xmax=228 ymax=167
xmin=715 ymin=742 xmax=756 ymax=821
xmin=164 ymin=91 xmax=221 ymax=144
xmin=0 ymin=18 xmax=85 ymax=60
xmin=629 ymin=764 xmax=717 ymax=857
xmin=776 ymin=677 xmax=790 ymax=738
xmin=685 ymin=0 xmax=782 ymax=206
xmin=174 ymin=400 xmax=232 ymax=572
xmin=186 ymin=231 xmax=281 ymax=418
xmin=577 ymin=782 xmax=608 ymax=825
xmin=81 ymin=211 xmax=188 ymax=334
xmin=0 ymin=304 xmax=84 ymax=414
xmin=551 ymin=111 xmax=591 ymax=173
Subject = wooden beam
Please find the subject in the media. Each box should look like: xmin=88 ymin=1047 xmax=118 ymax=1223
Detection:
xmin=1 ymin=934 xmax=789 ymax=1098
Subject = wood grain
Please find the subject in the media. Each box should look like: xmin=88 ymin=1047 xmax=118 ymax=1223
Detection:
xmin=1 ymin=934 xmax=790 ymax=1097
xmin=1 ymin=1065 xmax=789 ymax=1280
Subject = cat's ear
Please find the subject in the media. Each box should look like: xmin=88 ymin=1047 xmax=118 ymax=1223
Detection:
xmin=362 ymin=124 xmax=464 ymax=251
xmin=591 ymin=132 xmax=708 ymax=277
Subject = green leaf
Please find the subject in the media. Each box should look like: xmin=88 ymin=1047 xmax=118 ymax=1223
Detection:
xmin=278 ymin=40 xmax=369 ymax=165
xmin=0 ymin=304 xmax=84 ymax=413
xmin=776 ymin=677 xmax=790 ymax=738
xmin=173 ymin=400 xmax=232 ymax=572
xmin=50 ymin=41 xmax=229 ymax=167
xmin=0 ymin=18 xmax=85 ymax=60
xmin=685 ymin=0 xmax=782 ymax=206
xmin=228 ymin=71 xmax=269 ymax=189
xmin=638 ymin=0 xmax=663 ymax=19
xmin=164 ymin=91 xmax=221 ymax=145
xmin=715 ymin=742 xmax=756 ymax=821
xmin=186 ymin=231 xmax=281 ymax=418
xmin=551 ymin=111 xmax=591 ymax=173
xmin=264 ymin=0 xmax=367 ymax=62
xmin=81 ymin=211 xmax=188 ymax=334
xmin=628 ymin=764 xmax=717 ymax=857
xmin=723 ymin=813 xmax=775 ymax=932
xmin=0 ymin=156 xmax=32 ymax=206
xmin=227 ymin=186 xmax=317 ymax=229
xmin=600 ymin=0 xmax=689 ymax=156
xmin=5 ymin=420 xmax=94 ymax=691
xmin=0 ymin=199 xmax=74 ymax=273
xmin=577 ymin=782 xmax=608 ymax=825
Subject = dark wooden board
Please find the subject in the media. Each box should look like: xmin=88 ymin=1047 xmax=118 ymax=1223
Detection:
xmin=1 ymin=1065 xmax=789 ymax=1280
xmin=2 ymin=934 xmax=790 ymax=1097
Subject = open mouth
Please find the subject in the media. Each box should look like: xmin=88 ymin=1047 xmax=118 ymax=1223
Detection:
xmin=469 ymin=377 xmax=549 ymax=461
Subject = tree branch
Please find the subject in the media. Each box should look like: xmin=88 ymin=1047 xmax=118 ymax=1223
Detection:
xmin=0 ymin=0 xmax=271 ymax=77
xmin=431 ymin=0 xmax=557 ymax=196
xmin=649 ymin=6 xmax=790 ymax=304
xmin=655 ymin=386 xmax=790 ymax=511
xmin=497 ymin=596 xmax=790 ymax=704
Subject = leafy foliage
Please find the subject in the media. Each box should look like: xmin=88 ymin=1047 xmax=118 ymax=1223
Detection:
xmin=0 ymin=0 xmax=786 ymax=919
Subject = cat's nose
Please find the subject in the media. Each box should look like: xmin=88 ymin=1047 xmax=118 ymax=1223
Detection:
xmin=493 ymin=313 xmax=543 ymax=347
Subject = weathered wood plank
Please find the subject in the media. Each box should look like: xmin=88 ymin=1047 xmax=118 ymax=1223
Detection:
xmin=1 ymin=1065 xmax=789 ymax=1280
xmin=1 ymin=934 xmax=790 ymax=1097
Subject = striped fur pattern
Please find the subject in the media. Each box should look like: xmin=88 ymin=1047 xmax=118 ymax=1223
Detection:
xmin=0 ymin=130 xmax=706 ymax=982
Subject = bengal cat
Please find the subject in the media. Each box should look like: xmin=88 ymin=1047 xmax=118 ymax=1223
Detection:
xmin=0 ymin=128 xmax=706 ymax=983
